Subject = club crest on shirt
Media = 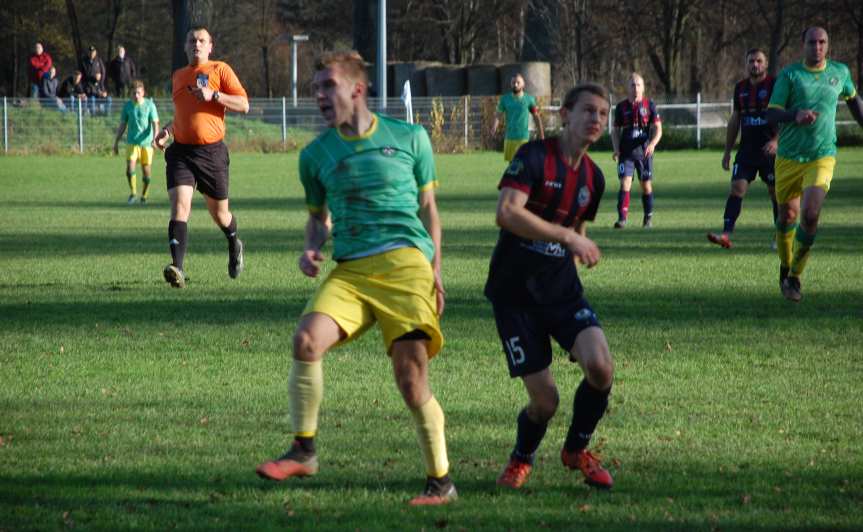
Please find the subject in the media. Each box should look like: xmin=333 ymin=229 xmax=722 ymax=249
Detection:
xmin=505 ymin=158 xmax=524 ymax=176
xmin=829 ymin=76 xmax=839 ymax=86
xmin=639 ymin=106 xmax=649 ymax=117
xmin=758 ymin=88 xmax=769 ymax=99
xmin=577 ymin=186 xmax=590 ymax=207
xmin=381 ymin=146 xmax=396 ymax=157
xmin=196 ymin=74 xmax=209 ymax=88
xmin=575 ymin=308 xmax=594 ymax=321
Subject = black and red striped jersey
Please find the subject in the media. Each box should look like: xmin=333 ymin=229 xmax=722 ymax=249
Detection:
xmin=733 ymin=76 xmax=776 ymax=163
xmin=614 ymin=98 xmax=661 ymax=158
xmin=485 ymin=138 xmax=605 ymax=306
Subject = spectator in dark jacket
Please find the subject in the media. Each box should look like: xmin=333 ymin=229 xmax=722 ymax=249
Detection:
xmin=85 ymin=71 xmax=112 ymax=115
xmin=82 ymin=45 xmax=106 ymax=84
xmin=59 ymin=71 xmax=86 ymax=101
xmin=39 ymin=65 xmax=66 ymax=111
xmin=29 ymin=42 xmax=53 ymax=98
xmin=108 ymin=45 xmax=137 ymax=96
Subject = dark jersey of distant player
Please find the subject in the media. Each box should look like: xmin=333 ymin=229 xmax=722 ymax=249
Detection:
xmin=485 ymin=139 xmax=605 ymax=306
xmin=614 ymin=98 xmax=661 ymax=159
xmin=734 ymin=76 xmax=776 ymax=164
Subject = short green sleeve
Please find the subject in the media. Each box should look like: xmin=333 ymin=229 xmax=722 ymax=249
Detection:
xmin=299 ymin=149 xmax=325 ymax=212
xmin=768 ymin=70 xmax=791 ymax=110
xmin=412 ymin=125 xmax=438 ymax=191
xmin=841 ymin=65 xmax=857 ymax=100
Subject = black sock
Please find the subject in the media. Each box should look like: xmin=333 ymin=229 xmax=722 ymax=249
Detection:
xmin=642 ymin=193 xmax=654 ymax=219
xmin=294 ymin=435 xmax=315 ymax=454
xmin=512 ymin=408 xmax=548 ymax=464
xmin=564 ymin=379 xmax=611 ymax=453
xmin=168 ymin=220 xmax=188 ymax=271
xmin=722 ymin=195 xmax=743 ymax=233
xmin=220 ymin=215 xmax=238 ymax=250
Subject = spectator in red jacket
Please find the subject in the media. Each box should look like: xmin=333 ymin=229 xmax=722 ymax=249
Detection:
xmin=29 ymin=42 xmax=53 ymax=98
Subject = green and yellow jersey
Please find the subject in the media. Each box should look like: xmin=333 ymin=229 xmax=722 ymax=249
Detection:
xmin=497 ymin=92 xmax=538 ymax=140
xmin=299 ymin=113 xmax=438 ymax=262
xmin=768 ymin=59 xmax=857 ymax=162
xmin=121 ymin=98 xmax=159 ymax=146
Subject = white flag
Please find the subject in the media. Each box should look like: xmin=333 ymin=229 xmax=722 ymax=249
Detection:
xmin=401 ymin=80 xmax=413 ymax=124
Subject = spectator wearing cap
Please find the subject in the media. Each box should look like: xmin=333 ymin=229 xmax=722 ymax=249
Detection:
xmin=82 ymin=45 xmax=106 ymax=85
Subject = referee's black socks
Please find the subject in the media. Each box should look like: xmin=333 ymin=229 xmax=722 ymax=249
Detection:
xmin=168 ymin=220 xmax=188 ymax=271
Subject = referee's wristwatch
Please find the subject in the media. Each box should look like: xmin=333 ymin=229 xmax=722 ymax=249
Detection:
xmin=212 ymin=90 xmax=220 ymax=102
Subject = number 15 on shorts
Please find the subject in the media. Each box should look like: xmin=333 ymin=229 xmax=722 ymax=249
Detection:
xmin=506 ymin=336 xmax=526 ymax=366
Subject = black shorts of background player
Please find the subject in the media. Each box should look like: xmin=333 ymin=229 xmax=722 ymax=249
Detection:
xmin=485 ymin=83 xmax=615 ymax=491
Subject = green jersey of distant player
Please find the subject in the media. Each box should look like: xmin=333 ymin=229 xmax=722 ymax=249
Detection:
xmin=497 ymin=92 xmax=538 ymax=140
xmin=299 ymin=113 xmax=438 ymax=262
xmin=120 ymin=98 xmax=159 ymax=146
xmin=768 ymin=60 xmax=857 ymax=162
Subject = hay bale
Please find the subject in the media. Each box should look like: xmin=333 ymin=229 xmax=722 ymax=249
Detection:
xmin=466 ymin=64 xmax=499 ymax=95
xmin=425 ymin=65 xmax=466 ymax=96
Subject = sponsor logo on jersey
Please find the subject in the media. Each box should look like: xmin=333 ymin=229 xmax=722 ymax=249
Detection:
xmin=577 ymin=185 xmax=590 ymax=207
xmin=521 ymin=239 xmax=566 ymax=257
xmin=544 ymin=179 xmax=562 ymax=189
xmin=381 ymin=146 xmax=396 ymax=156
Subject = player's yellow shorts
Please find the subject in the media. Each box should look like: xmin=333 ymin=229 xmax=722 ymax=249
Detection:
xmin=774 ymin=155 xmax=835 ymax=204
xmin=303 ymin=246 xmax=443 ymax=358
xmin=503 ymin=138 xmax=529 ymax=161
xmin=126 ymin=144 xmax=154 ymax=166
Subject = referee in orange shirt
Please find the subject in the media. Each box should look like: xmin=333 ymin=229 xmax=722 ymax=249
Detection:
xmin=154 ymin=26 xmax=249 ymax=288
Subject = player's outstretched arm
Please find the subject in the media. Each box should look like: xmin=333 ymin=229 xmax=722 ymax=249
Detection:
xmin=418 ymin=188 xmax=445 ymax=316
xmin=496 ymin=187 xmax=600 ymax=267
xmin=846 ymin=95 xmax=863 ymax=128
xmin=298 ymin=209 xmax=331 ymax=278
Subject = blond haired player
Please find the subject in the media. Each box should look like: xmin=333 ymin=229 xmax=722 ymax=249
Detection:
xmin=255 ymin=50 xmax=456 ymax=506
xmin=114 ymin=80 xmax=159 ymax=204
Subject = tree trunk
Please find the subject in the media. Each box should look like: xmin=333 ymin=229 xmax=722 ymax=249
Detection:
xmin=65 ymin=0 xmax=85 ymax=72
xmin=106 ymin=0 xmax=122 ymax=60
xmin=521 ymin=0 xmax=556 ymax=61
xmin=353 ymin=0 xmax=375 ymax=62
xmin=261 ymin=45 xmax=271 ymax=98
xmin=767 ymin=0 xmax=783 ymax=77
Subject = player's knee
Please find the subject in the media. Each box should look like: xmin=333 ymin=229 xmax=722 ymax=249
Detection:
xmin=528 ymin=390 xmax=559 ymax=422
xmin=584 ymin=352 xmax=614 ymax=390
xmin=293 ymin=328 xmax=324 ymax=361
xmin=800 ymin=209 xmax=820 ymax=230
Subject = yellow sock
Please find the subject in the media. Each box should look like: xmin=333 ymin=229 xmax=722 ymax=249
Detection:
xmin=289 ymin=360 xmax=323 ymax=438
xmin=790 ymin=228 xmax=816 ymax=277
xmin=410 ymin=396 xmax=449 ymax=478
xmin=775 ymin=222 xmax=796 ymax=268
xmin=127 ymin=172 xmax=137 ymax=196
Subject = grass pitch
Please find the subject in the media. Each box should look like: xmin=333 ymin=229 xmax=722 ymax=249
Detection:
xmin=1 ymin=149 xmax=862 ymax=530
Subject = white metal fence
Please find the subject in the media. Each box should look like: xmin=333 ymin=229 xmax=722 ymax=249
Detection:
xmin=1 ymin=94 xmax=858 ymax=154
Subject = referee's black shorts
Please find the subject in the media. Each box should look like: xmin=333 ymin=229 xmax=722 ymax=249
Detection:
xmin=166 ymin=140 xmax=230 ymax=200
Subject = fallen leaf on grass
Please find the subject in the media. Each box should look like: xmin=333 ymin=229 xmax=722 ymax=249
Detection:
xmin=59 ymin=345 xmax=65 ymax=354
xmin=578 ymin=504 xmax=592 ymax=512
xmin=199 ymin=417 xmax=209 ymax=426
xmin=741 ymin=494 xmax=752 ymax=505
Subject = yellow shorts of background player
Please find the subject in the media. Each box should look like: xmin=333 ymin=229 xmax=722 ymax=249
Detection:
xmin=126 ymin=144 xmax=154 ymax=166
xmin=503 ymin=138 xmax=529 ymax=162
xmin=774 ymin=156 xmax=835 ymax=204
xmin=303 ymin=246 xmax=443 ymax=358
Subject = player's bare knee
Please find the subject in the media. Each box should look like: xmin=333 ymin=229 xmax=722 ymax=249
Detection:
xmin=293 ymin=328 xmax=323 ymax=362
xmin=528 ymin=389 xmax=559 ymax=422
xmin=801 ymin=209 xmax=820 ymax=230
xmin=584 ymin=352 xmax=614 ymax=390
